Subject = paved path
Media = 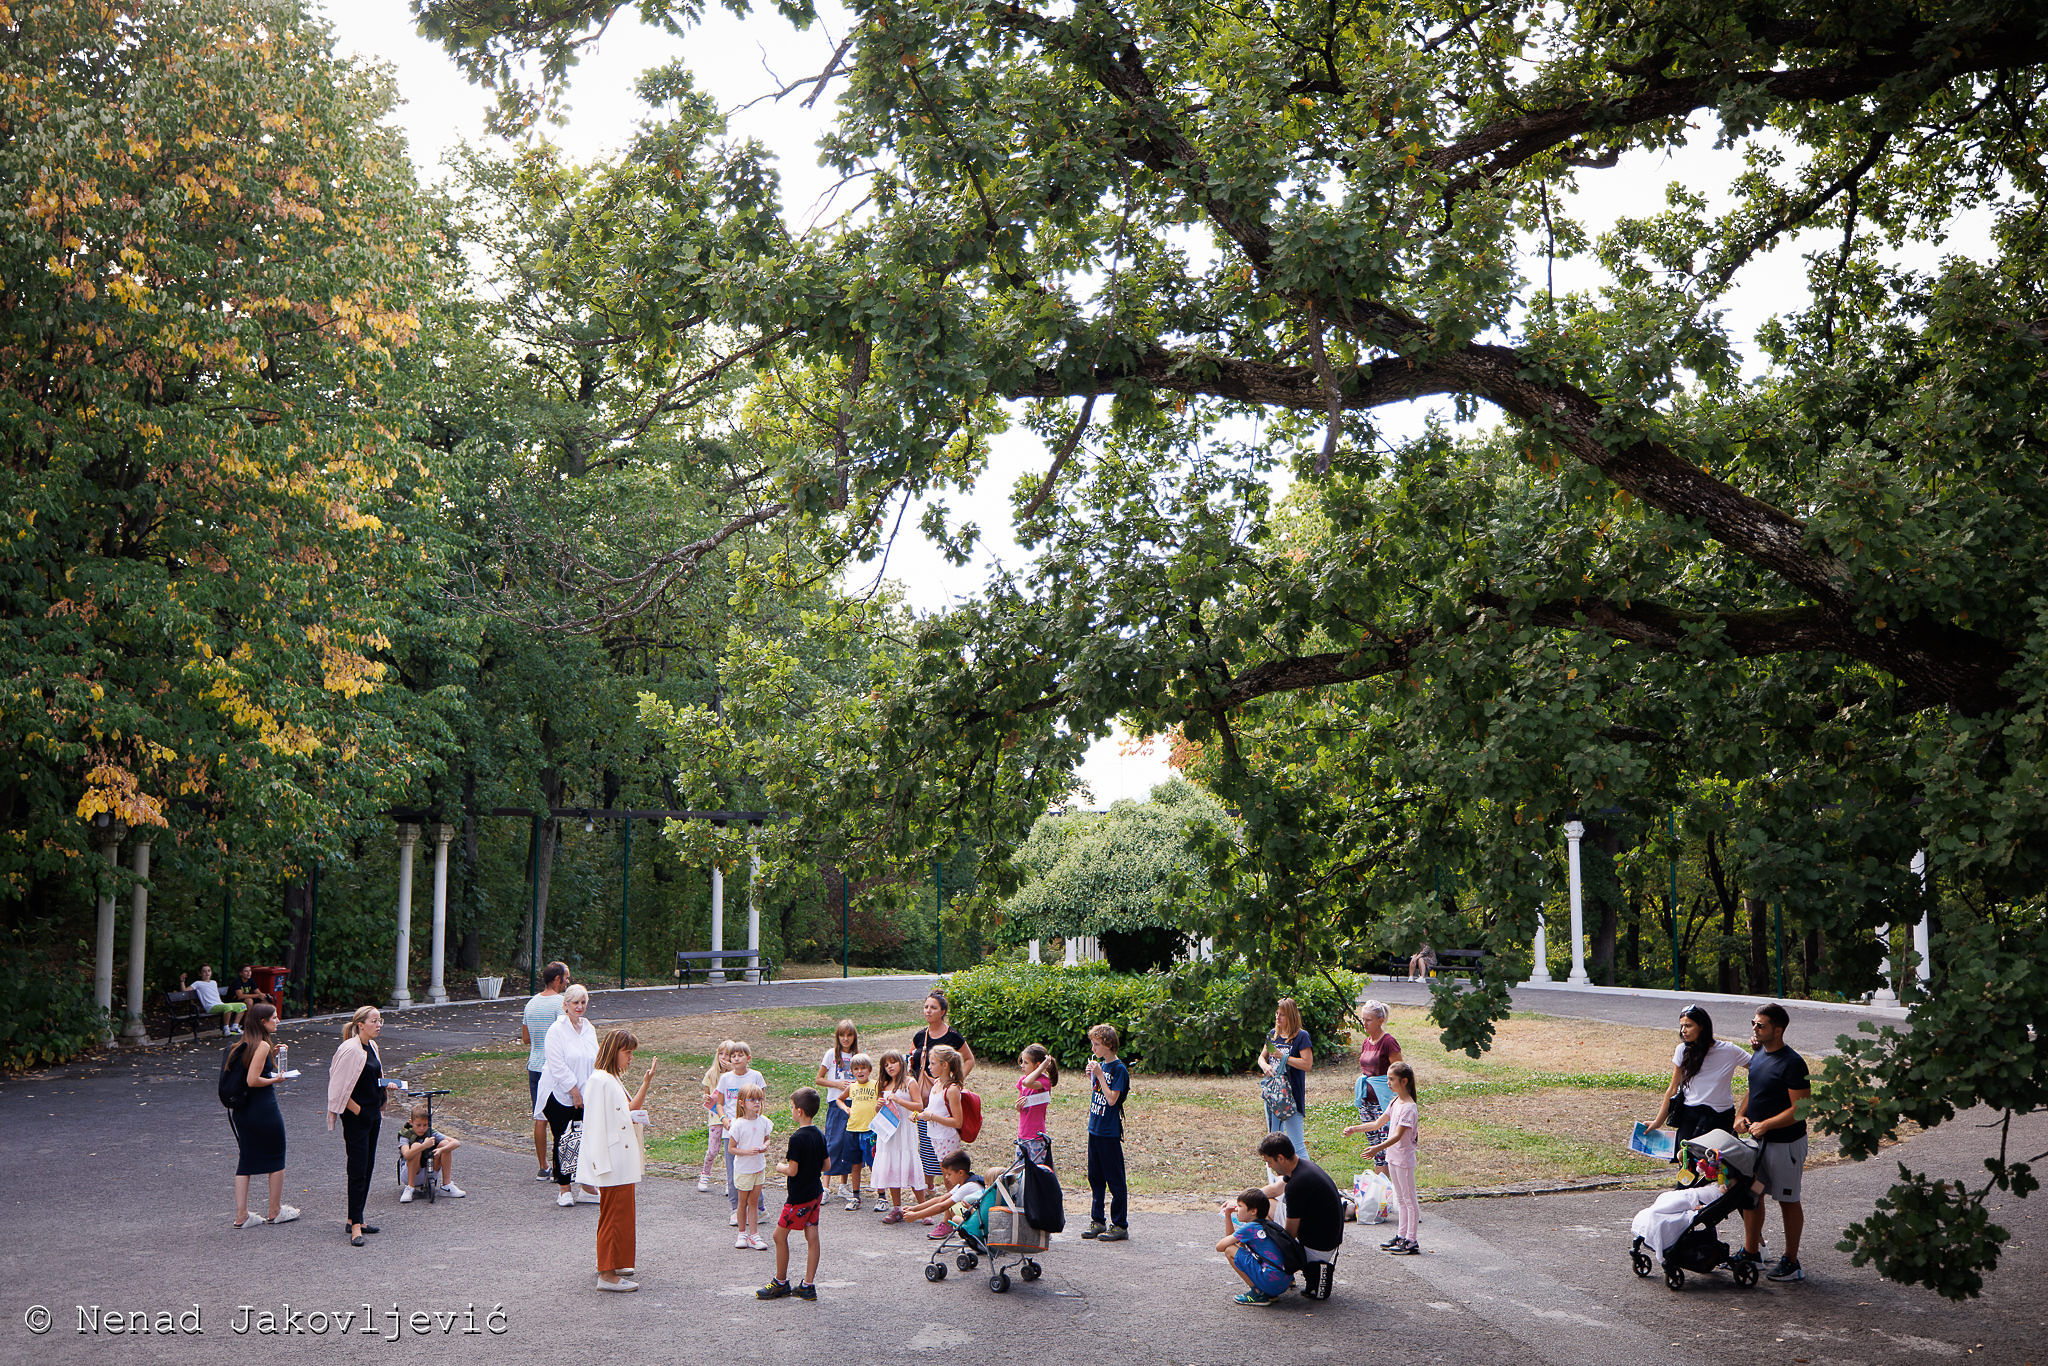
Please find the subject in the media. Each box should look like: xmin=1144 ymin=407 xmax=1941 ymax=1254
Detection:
xmin=2 ymin=977 xmax=2034 ymax=1365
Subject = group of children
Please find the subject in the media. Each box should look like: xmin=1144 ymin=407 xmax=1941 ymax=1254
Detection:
xmin=684 ymin=1017 xmax=1138 ymax=1299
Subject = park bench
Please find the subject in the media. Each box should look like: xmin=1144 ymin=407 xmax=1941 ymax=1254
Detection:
xmin=1380 ymin=948 xmax=1484 ymax=981
xmin=163 ymin=988 xmax=229 ymax=1042
xmin=675 ymin=950 xmax=777 ymax=985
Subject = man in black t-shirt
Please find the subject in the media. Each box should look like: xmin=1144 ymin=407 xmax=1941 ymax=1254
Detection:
xmin=1735 ymin=1003 xmax=1812 ymax=1283
xmin=1256 ymin=1133 xmax=1345 ymax=1294
xmin=760 ymin=1088 xmax=829 ymax=1301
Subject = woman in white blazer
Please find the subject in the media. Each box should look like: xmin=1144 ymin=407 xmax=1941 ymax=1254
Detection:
xmin=537 ymin=985 xmax=600 ymax=1206
xmin=577 ymin=1028 xmax=657 ymax=1290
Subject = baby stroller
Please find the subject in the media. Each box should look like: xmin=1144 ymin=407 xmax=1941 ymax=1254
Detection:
xmin=392 ymin=1088 xmax=453 ymax=1204
xmin=1629 ymin=1129 xmax=1764 ymax=1290
xmin=925 ymin=1143 xmax=1063 ymax=1293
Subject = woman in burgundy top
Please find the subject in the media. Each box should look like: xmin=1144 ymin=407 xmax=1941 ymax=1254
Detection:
xmin=1354 ymin=1000 xmax=1402 ymax=1150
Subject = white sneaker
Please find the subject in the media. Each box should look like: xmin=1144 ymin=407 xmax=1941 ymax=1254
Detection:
xmin=873 ymin=1200 xmax=889 ymax=1213
xmin=558 ymin=1191 xmax=576 ymax=1208
xmin=399 ymin=1186 xmax=414 ymax=1203
xmin=272 ymin=1205 xmax=299 ymax=1224
xmin=735 ymin=1232 xmax=749 ymax=1248
xmin=596 ymin=1278 xmax=639 ymax=1292
xmin=697 ymin=1177 xmax=710 ymax=1192
xmin=729 ymin=1211 xmax=739 ymax=1227
xmin=442 ymin=1185 xmax=465 ymax=1198
xmin=844 ymin=1196 xmax=860 ymax=1211
xmin=748 ymin=1233 xmax=768 ymax=1251
xmin=576 ymin=1188 xmax=601 ymax=1204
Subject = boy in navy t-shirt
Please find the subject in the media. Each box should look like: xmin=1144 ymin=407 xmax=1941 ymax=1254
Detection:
xmin=1216 ymin=1187 xmax=1290 ymax=1305
xmin=1083 ymin=1023 xmax=1130 ymax=1241
xmin=758 ymin=1088 xmax=829 ymax=1301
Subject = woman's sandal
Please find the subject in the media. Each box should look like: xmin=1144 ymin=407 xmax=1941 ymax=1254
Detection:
xmin=350 ymin=1233 xmax=365 ymax=1247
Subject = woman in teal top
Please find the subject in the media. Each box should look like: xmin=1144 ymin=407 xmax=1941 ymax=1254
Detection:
xmin=522 ymin=962 xmax=568 ymax=1181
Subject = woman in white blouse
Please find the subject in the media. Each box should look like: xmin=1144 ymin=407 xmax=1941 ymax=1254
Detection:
xmin=537 ymin=984 xmax=601 ymax=1207
xmin=577 ymin=1028 xmax=657 ymax=1291
xmin=1644 ymin=1005 xmax=1752 ymax=1154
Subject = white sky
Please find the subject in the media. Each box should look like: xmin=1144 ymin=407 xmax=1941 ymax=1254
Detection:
xmin=324 ymin=2 xmax=1993 ymax=811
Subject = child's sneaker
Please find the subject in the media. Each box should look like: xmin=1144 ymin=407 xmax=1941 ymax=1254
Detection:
xmin=793 ymin=1282 xmax=817 ymax=1301
xmin=697 ymin=1176 xmax=710 ymax=1193
xmin=927 ymin=1221 xmax=954 ymax=1240
xmin=735 ymin=1232 xmax=750 ymax=1248
xmin=399 ymin=1186 xmax=414 ymax=1204
xmin=1765 ymin=1257 xmax=1804 ymax=1282
xmin=1098 ymin=1226 xmax=1128 ymax=1242
xmin=1081 ymin=1221 xmax=1105 ymax=1239
xmin=729 ymin=1211 xmax=739 ymax=1227
xmin=443 ymin=1184 xmax=465 ymax=1198
xmin=1379 ymin=1234 xmax=1404 ymax=1250
xmin=881 ymin=1208 xmax=904 ymax=1224
xmin=748 ymin=1233 xmax=768 ymax=1251
xmin=844 ymin=1196 xmax=861 ymax=1211
xmin=756 ymin=1279 xmax=791 ymax=1300
xmin=1233 ymin=1290 xmax=1278 ymax=1306
xmin=1390 ymin=1241 xmax=1420 ymax=1255
xmin=873 ymin=1199 xmax=889 ymax=1213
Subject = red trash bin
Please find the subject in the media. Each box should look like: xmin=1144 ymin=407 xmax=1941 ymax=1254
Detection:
xmin=246 ymin=965 xmax=291 ymax=1019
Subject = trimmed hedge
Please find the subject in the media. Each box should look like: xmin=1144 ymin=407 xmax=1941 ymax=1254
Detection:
xmin=946 ymin=961 xmax=1363 ymax=1075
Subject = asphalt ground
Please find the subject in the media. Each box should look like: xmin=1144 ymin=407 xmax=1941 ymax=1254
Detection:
xmin=3 ymin=977 xmax=2037 ymax=1366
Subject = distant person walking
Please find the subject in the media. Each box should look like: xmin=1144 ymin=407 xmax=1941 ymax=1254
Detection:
xmin=522 ymin=961 xmax=568 ymax=1181
xmin=1643 ymin=1006 xmax=1748 ymax=1156
xmin=326 ymin=1006 xmax=390 ymax=1246
xmin=1735 ymin=1003 xmax=1811 ymax=1283
xmin=1258 ymin=997 xmax=1313 ymax=1159
xmin=223 ymin=1002 xmax=297 ymax=1228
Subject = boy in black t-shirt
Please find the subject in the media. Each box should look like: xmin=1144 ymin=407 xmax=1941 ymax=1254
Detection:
xmin=759 ymin=1087 xmax=829 ymax=1301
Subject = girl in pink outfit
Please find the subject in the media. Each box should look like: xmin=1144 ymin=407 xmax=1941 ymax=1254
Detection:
xmin=1352 ymin=1061 xmax=1421 ymax=1253
xmin=1016 ymin=1043 xmax=1058 ymax=1165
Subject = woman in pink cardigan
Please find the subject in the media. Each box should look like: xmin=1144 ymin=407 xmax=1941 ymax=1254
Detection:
xmin=326 ymin=1006 xmax=393 ymax=1246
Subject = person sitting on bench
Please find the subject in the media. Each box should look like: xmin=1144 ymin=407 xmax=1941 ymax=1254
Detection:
xmin=397 ymin=1102 xmax=465 ymax=1200
xmin=231 ymin=964 xmax=266 ymax=1006
xmin=1407 ymin=942 xmax=1437 ymax=982
xmin=181 ymin=965 xmax=247 ymax=1034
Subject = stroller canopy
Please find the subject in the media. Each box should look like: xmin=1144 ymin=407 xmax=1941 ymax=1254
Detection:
xmin=1682 ymin=1129 xmax=1761 ymax=1178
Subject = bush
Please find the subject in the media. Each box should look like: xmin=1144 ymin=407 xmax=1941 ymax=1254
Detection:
xmin=945 ymin=961 xmax=1362 ymax=1074
xmin=0 ymin=954 xmax=105 ymax=1071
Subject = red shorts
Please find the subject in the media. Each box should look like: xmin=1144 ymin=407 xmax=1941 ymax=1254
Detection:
xmin=778 ymin=1197 xmax=822 ymax=1231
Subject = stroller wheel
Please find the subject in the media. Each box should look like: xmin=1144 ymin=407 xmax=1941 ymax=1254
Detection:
xmin=1731 ymin=1259 xmax=1759 ymax=1289
xmin=989 ymin=1271 xmax=1011 ymax=1293
xmin=957 ymin=1253 xmax=977 ymax=1272
xmin=1664 ymin=1266 xmax=1685 ymax=1291
xmin=1630 ymin=1243 xmax=1653 ymax=1279
xmin=1021 ymin=1260 xmax=1042 ymax=1282
xmin=924 ymin=1263 xmax=946 ymax=1282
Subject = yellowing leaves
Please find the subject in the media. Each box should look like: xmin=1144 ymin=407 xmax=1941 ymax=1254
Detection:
xmin=75 ymin=761 xmax=168 ymax=828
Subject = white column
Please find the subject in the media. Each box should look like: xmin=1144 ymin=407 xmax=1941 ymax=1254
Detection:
xmin=1063 ymin=935 xmax=1078 ymax=967
xmin=122 ymin=840 xmax=151 ymax=1041
xmin=93 ymin=824 xmax=123 ymax=1033
xmin=746 ymin=848 xmax=762 ymax=984
xmin=709 ymin=864 xmax=726 ymax=983
xmin=1200 ymin=937 xmax=1215 ymax=961
xmin=391 ymin=823 xmax=418 ymax=1008
xmin=427 ymin=824 xmax=453 ymax=1003
xmin=1028 ymin=939 xmax=1041 ymax=965
xmin=1911 ymin=849 xmax=1932 ymax=987
xmin=1563 ymin=820 xmax=1590 ymax=984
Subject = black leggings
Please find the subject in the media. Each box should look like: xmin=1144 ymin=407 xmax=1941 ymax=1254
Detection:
xmin=543 ymin=1095 xmax=584 ymax=1186
xmin=341 ymin=1115 xmax=379 ymax=1224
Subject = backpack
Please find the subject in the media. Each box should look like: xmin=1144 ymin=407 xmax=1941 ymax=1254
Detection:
xmin=1258 ymin=1218 xmax=1308 ymax=1275
xmin=957 ymin=1089 xmax=983 ymax=1144
xmin=218 ymin=1044 xmax=253 ymax=1112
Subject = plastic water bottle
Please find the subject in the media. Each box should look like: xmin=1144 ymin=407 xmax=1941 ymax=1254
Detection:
xmin=275 ymin=1044 xmax=288 ymax=1077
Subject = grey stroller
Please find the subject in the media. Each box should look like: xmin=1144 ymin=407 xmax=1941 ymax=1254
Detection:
xmin=1628 ymin=1129 xmax=1765 ymax=1291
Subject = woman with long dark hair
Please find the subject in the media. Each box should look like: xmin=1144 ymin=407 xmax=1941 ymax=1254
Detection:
xmin=325 ymin=1006 xmax=390 ymax=1246
xmin=1644 ymin=1006 xmax=1750 ymax=1153
xmin=908 ymin=991 xmax=973 ymax=1188
xmin=224 ymin=1002 xmax=297 ymax=1227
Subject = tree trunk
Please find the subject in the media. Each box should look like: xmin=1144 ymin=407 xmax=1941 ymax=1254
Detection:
xmin=1804 ymin=926 xmax=1824 ymax=994
xmin=1588 ymin=826 xmax=1622 ymax=986
xmin=1625 ymin=885 xmax=1641 ymax=979
xmin=514 ymin=766 xmax=566 ymax=972
xmin=281 ymin=879 xmax=312 ymax=983
xmin=1747 ymin=896 xmax=1771 ymax=994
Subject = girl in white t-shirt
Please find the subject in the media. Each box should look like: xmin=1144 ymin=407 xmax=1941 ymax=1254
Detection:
xmin=1361 ymin=1061 xmax=1421 ymax=1254
xmin=1644 ymin=1006 xmax=1750 ymax=1157
xmin=717 ymin=1043 xmax=767 ymax=1225
xmin=725 ymin=1086 xmax=774 ymax=1251
xmin=816 ymin=1020 xmax=860 ymax=1200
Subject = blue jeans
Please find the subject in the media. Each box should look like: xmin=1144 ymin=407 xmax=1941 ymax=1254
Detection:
xmin=1266 ymin=1105 xmax=1306 ymax=1160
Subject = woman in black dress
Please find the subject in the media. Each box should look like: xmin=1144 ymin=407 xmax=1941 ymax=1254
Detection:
xmin=909 ymin=991 xmax=975 ymax=1184
xmin=226 ymin=1003 xmax=298 ymax=1227
xmin=326 ymin=1006 xmax=388 ymax=1246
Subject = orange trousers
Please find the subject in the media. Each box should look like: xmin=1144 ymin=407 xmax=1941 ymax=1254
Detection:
xmin=597 ymin=1184 xmax=636 ymax=1274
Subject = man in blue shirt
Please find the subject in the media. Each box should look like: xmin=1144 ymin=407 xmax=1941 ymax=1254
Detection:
xmin=1083 ymin=1023 xmax=1130 ymax=1241
xmin=1735 ymin=1002 xmax=1811 ymax=1283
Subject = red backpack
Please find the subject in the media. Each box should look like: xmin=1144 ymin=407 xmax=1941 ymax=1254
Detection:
xmin=957 ymin=1089 xmax=983 ymax=1144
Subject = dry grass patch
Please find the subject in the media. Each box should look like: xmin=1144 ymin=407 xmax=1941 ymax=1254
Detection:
xmin=410 ymin=999 xmax=1807 ymax=1209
